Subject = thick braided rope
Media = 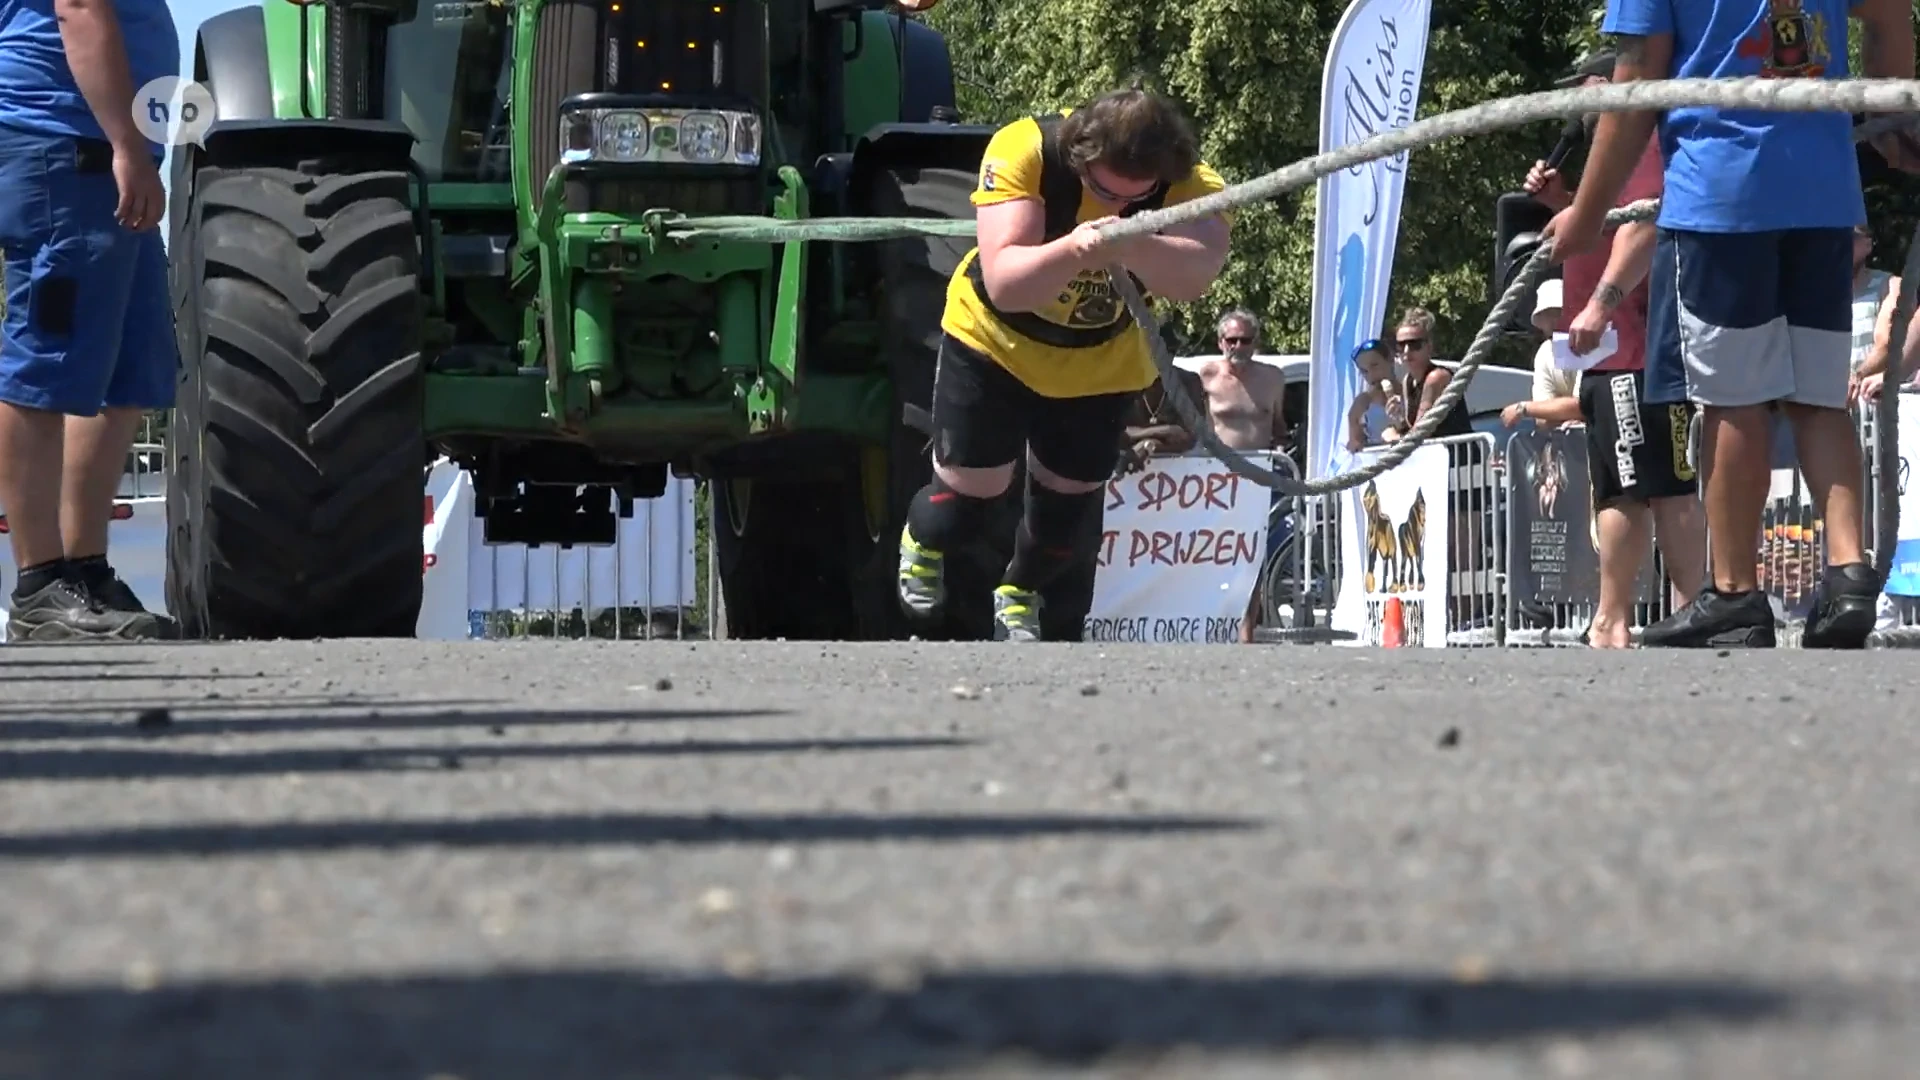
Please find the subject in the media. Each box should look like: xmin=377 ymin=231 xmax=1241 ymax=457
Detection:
xmin=658 ymin=76 xmax=1920 ymax=505
xmin=1104 ymin=78 xmax=1920 ymax=497
xmin=1112 ymin=197 xmax=1655 ymax=494
xmin=663 ymin=79 xmax=1920 ymax=245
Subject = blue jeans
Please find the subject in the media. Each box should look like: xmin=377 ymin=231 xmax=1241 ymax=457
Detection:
xmin=0 ymin=124 xmax=175 ymax=417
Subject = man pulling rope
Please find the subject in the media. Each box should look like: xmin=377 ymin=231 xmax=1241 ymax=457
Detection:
xmin=894 ymin=87 xmax=1234 ymax=642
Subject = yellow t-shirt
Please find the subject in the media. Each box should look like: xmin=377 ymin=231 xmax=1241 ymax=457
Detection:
xmin=940 ymin=114 xmax=1228 ymax=399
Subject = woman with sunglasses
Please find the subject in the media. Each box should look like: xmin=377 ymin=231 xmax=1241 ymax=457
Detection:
xmin=1387 ymin=307 xmax=1474 ymax=441
xmin=895 ymin=86 xmax=1234 ymax=641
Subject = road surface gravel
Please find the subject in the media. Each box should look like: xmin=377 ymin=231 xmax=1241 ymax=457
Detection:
xmin=1 ymin=640 xmax=1917 ymax=1079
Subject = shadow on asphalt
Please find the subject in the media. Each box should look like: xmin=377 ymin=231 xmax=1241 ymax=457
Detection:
xmin=0 ymin=657 xmax=155 ymax=669
xmin=0 ymin=810 xmax=1255 ymax=859
xmin=0 ymin=704 xmax=784 ymax=738
xmin=0 ymin=735 xmax=975 ymax=782
xmin=0 ymin=695 xmax=499 ymax=719
xmin=0 ymin=966 xmax=1794 ymax=1079
xmin=0 ymin=672 xmax=288 ymax=684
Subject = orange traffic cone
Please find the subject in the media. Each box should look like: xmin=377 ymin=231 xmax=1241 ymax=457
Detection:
xmin=1381 ymin=596 xmax=1406 ymax=648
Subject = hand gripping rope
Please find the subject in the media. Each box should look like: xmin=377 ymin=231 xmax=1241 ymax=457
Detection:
xmin=663 ymin=77 xmax=1920 ymax=574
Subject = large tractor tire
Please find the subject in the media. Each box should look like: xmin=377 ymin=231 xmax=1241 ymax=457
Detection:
xmin=856 ymin=165 xmax=1106 ymax=642
xmin=709 ymin=476 xmax=870 ymax=641
xmin=168 ymin=154 xmax=426 ymax=639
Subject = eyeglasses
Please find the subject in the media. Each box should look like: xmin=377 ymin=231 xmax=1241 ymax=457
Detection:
xmin=1221 ymin=336 xmax=1252 ymax=345
xmin=1081 ymin=167 xmax=1160 ymax=206
xmin=1394 ymin=337 xmax=1428 ymax=352
xmin=1350 ymin=338 xmax=1384 ymax=362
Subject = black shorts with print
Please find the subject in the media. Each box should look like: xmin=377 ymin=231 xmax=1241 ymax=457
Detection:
xmin=1578 ymin=367 xmax=1699 ymax=509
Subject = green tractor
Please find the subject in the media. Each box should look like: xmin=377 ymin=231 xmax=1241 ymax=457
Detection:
xmin=164 ymin=0 xmax=1101 ymax=642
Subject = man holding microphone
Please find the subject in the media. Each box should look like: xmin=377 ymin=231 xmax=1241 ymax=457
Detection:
xmin=1521 ymin=50 xmax=1706 ymax=649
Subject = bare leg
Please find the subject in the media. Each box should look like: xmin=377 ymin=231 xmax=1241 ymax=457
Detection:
xmin=1589 ymin=502 xmax=1650 ymax=649
xmin=61 ymin=407 xmax=144 ymax=561
xmin=1780 ymin=402 xmax=1865 ymax=566
xmin=1649 ymin=493 xmax=1706 ymax=602
xmin=1700 ymin=405 xmax=1773 ymax=593
xmin=0 ymin=403 xmax=67 ymax=574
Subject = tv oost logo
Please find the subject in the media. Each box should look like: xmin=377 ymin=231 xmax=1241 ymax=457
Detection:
xmin=131 ymin=77 xmax=217 ymax=148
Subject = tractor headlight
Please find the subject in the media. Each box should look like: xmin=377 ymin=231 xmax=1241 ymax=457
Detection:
xmin=597 ymin=111 xmax=650 ymax=162
xmin=558 ymin=104 xmax=760 ymax=168
xmin=678 ymin=113 xmax=729 ymax=164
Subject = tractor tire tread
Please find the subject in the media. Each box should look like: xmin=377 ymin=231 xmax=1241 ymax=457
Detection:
xmin=179 ymin=161 xmax=425 ymax=639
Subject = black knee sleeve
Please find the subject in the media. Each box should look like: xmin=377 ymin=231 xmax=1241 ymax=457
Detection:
xmin=1004 ymin=484 xmax=1103 ymax=593
xmin=905 ymin=474 xmax=993 ymax=552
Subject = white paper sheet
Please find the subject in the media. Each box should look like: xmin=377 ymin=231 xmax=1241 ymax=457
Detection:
xmin=1552 ymin=326 xmax=1619 ymax=371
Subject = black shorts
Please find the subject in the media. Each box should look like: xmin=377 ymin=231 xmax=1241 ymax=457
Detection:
xmin=929 ymin=334 xmax=1136 ymax=484
xmin=1578 ymin=367 xmax=1699 ymax=509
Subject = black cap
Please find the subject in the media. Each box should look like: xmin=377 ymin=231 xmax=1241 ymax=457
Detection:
xmin=1556 ymin=50 xmax=1616 ymax=87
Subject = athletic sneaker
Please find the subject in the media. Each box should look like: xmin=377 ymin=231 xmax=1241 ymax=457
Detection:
xmin=897 ymin=524 xmax=945 ymax=617
xmin=1801 ymin=562 xmax=1880 ymax=649
xmin=88 ymin=567 xmax=178 ymax=640
xmin=6 ymin=576 xmax=161 ymax=643
xmin=992 ymin=584 xmax=1041 ymax=642
xmin=1639 ymin=587 xmax=1776 ymax=649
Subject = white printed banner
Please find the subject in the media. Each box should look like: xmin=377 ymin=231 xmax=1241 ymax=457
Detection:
xmin=1084 ymin=453 xmax=1277 ymax=643
xmin=1305 ymin=0 xmax=1435 ymax=482
xmin=1885 ymin=394 xmax=1920 ymax=596
xmin=1331 ymin=442 xmax=1451 ymax=646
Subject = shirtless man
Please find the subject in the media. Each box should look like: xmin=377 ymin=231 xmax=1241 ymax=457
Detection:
xmin=1195 ymin=310 xmax=1289 ymax=450
xmin=1189 ymin=310 xmax=1291 ymax=642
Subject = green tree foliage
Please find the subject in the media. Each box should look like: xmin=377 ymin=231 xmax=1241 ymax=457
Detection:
xmin=926 ymin=0 xmax=1917 ymax=362
xmin=927 ymin=0 xmax=1600 ymax=360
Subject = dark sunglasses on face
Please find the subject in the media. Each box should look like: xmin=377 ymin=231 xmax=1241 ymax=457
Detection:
xmin=1221 ymin=336 xmax=1252 ymax=345
xmin=1082 ymin=167 xmax=1159 ymax=206
xmin=1395 ymin=337 xmax=1427 ymax=352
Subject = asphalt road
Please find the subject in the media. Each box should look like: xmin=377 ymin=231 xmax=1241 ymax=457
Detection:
xmin=1 ymin=640 xmax=1917 ymax=1080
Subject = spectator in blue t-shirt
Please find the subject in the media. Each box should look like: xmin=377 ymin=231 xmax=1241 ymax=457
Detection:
xmin=0 ymin=0 xmax=180 ymax=641
xmin=1548 ymin=0 xmax=1919 ymax=651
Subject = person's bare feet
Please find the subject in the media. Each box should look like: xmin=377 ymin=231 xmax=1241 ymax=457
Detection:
xmin=1586 ymin=615 xmax=1633 ymax=648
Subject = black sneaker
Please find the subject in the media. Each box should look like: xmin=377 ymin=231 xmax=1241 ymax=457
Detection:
xmin=6 ymin=576 xmax=161 ymax=643
xmin=1640 ymin=587 xmax=1776 ymax=648
xmin=1801 ymin=562 xmax=1880 ymax=650
xmin=74 ymin=561 xmax=178 ymax=639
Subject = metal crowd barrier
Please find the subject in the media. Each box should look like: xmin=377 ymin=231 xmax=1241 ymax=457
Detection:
xmin=1500 ymin=386 xmax=1919 ymax=648
xmin=1257 ymin=432 xmax=1506 ymax=647
xmin=1447 ymin=432 xmax=1506 ymax=647
xmin=469 ymin=481 xmax=705 ymax=641
xmin=1500 ymin=421 xmax=1680 ymax=647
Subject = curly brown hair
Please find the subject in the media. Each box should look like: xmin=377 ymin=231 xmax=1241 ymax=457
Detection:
xmin=1055 ymin=87 xmax=1201 ymax=186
